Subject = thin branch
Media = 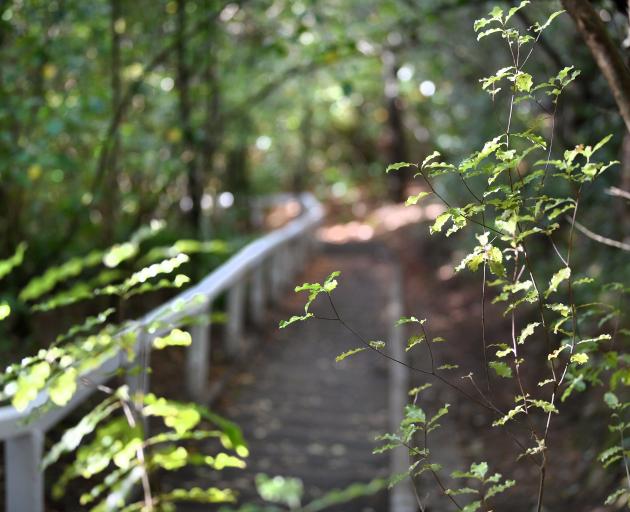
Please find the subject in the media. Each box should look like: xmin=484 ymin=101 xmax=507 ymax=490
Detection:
xmin=606 ymin=186 xmax=630 ymax=202
xmin=570 ymin=217 xmax=630 ymax=252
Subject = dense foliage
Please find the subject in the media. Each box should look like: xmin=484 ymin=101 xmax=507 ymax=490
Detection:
xmin=2 ymin=0 xmax=630 ymax=510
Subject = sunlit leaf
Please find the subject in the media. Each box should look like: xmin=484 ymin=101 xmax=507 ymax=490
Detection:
xmin=335 ymin=347 xmax=366 ymax=362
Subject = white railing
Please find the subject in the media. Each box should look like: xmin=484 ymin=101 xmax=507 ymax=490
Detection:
xmin=0 ymin=193 xmax=324 ymax=512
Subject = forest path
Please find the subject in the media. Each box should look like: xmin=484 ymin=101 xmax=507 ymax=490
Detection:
xmin=176 ymin=242 xmax=399 ymax=511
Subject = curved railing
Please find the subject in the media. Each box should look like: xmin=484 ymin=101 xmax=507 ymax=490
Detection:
xmin=0 ymin=192 xmax=324 ymax=512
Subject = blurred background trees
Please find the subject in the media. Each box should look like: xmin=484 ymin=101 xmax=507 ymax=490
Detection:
xmin=1 ymin=0 xmax=629 ymax=354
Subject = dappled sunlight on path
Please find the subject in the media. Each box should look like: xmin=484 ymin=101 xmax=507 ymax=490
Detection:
xmin=174 ymin=244 xmax=396 ymax=511
xmin=318 ymin=200 xmax=445 ymax=244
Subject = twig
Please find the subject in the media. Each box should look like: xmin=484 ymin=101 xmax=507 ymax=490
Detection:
xmin=606 ymin=186 xmax=630 ymax=202
xmin=570 ymin=217 xmax=630 ymax=252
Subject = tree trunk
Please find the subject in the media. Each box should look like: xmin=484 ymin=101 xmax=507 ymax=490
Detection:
xmin=561 ymin=0 xmax=630 ymax=133
xmin=382 ymin=49 xmax=409 ymax=203
xmin=102 ymin=0 xmax=122 ymax=244
xmin=176 ymin=0 xmax=202 ymax=236
xmin=201 ymin=0 xmax=219 ymax=239
xmin=294 ymin=103 xmax=312 ymax=194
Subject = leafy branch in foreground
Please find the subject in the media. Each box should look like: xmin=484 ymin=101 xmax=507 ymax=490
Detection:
xmin=0 ymin=224 xmax=252 ymax=511
xmin=284 ymin=3 xmax=628 ymax=510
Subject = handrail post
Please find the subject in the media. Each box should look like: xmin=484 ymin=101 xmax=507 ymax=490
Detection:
xmin=186 ymin=303 xmax=211 ymax=401
xmin=5 ymin=429 xmax=45 ymax=512
xmin=283 ymin=243 xmax=295 ymax=287
xmin=269 ymin=251 xmax=282 ymax=304
xmin=296 ymin=236 xmax=307 ymax=274
xmin=226 ymin=280 xmax=246 ymax=357
xmin=249 ymin=266 xmax=266 ymax=327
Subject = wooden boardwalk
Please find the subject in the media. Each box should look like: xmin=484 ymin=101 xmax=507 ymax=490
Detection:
xmin=176 ymin=244 xmax=397 ymax=511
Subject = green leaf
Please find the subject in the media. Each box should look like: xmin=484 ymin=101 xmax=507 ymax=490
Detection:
xmin=490 ymin=6 xmax=503 ymax=19
xmin=528 ymin=399 xmax=558 ymax=414
xmin=12 ymin=361 xmax=51 ymax=411
xmin=49 ymin=368 xmax=78 ymax=407
xmin=452 ymin=461 xmax=488 ymax=480
xmin=55 ymin=308 xmax=116 ymax=344
xmin=256 ymin=474 xmax=303 ymax=508
xmin=546 ymin=303 xmax=571 ymax=318
xmin=445 ymin=487 xmax=479 ymax=496
xmin=406 ymin=335 xmax=425 ymax=351
xmin=593 ymin=134 xmax=613 ymax=154
xmin=153 ymin=329 xmax=192 ymax=349
xmin=143 ymin=394 xmax=201 ymax=435
xmin=386 ymin=162 xmax=415 ymax=173
xmin=545 ymin=267 xmax=571 ymax=298
xmin=335 ymin=347 xmax=366 ymax=362
xmin=403 ymin=404 xmax=426 ymax=425
xmin=514 ymin=72 xmax=533 ymax=93
xmin=495 ymin=345 xmax=513 ymax=358
xmin=152 ymin=487 xmax=236 ymax=505
xmin=0 ymin=302 xmax=10 ymax=321
xmin=487 ymin=246 xmax=505 ymax=277
xmin=429 ymin=403 xmax=451 ymax=425
xmin=486 ymin=479 xmax=516 ymax=499
xmin=0 ymin=242 xmax=26 ymax=281
xmin=20 ymin=250 xmax=103 ymax=302
xmin=492 ymin=405 xmax=525 ymax=426
xmin=599 ymin=446 xmax=623 ymax=465
xmin=430 ymin=212 xmax=451 ymax=235
xmin=518 ymin=322 xmax=540 ymax=344
xmin=489 ymin=361 xmax=512 ymax=378
xmin=396 ymin=316 xmax=425 ymax=326
xmin=456 ymin=250 xmax=484 ymax=273
xmin=103 ymin=242 xmax=138 ymax=268
xmin=421 ymin=151 xmax=441 ymax=168
xmin=369 ymin=340 xmax=385 ymax=350
xmin=43 ymin=396 xmax=122 ymax=468
xmin=279 ymin=313 xmax=314 ymax=329
xmin=289 ymin=271 xmax=341 ymax=323
xmin=533 ymin=10 xmax=565 ymax=33
xmin=548 ymin=344 xmax=570 ymax=360
xmin=570 ymin=353 xmax=589 ymax=365
xmin=405 ymin=191 xmax=430 ymax=206
xmin=506 ymin=0 xmax=530 ymax=21
xmin=477 ymin=27 xmax=503 ymax=40
xmin=408 ymin=383 xmax=432 ymax=396
xmin=604 ymin=392 xmax=620 ymax=409
xmin=605 ymin=488 xmax=628 ymax=506
xmin=323 ymin=271 xmax=340 ymax=293
xmin=470 ymin=462 xmax=488 ymax=479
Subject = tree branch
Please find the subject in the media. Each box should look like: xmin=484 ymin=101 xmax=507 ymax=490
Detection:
xmin=570 ymin=216 xmax=630 ymax=251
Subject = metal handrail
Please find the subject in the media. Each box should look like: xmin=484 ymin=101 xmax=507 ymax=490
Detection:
xmin=0 ymin=192 xmax=324 ymax=512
